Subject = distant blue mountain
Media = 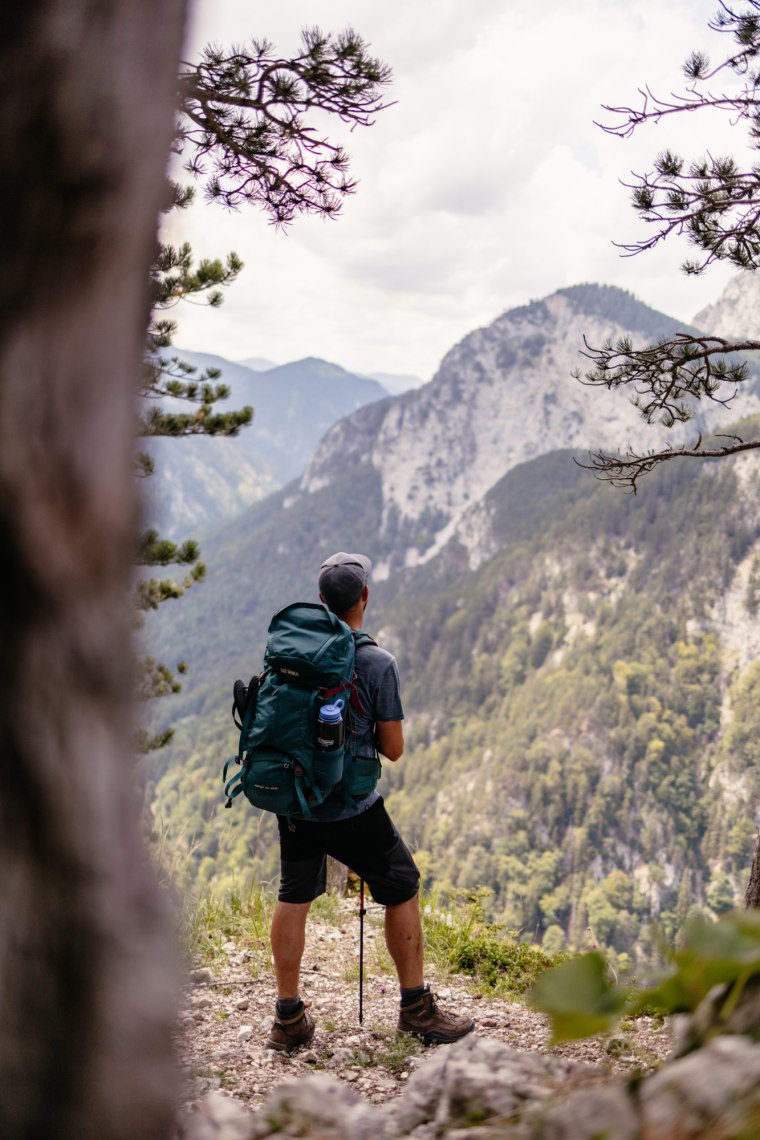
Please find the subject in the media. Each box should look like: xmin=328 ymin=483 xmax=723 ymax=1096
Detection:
xmin=237 ymin=356 xmax=277 ymax=371
xmin=364 ymin=370 xmax=427 ymax=394
xmin=145 ymin=351 xmax=387 ymax=539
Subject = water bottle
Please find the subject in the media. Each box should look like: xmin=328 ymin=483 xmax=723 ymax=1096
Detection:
xmin=316 ymin=699 xmax=345 ymax=750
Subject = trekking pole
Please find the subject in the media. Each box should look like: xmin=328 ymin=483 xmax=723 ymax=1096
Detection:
xmin=358 ymin=877 xmax=366 ymax=1025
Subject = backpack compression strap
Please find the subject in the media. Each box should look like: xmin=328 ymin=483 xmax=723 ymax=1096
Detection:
xmin=222 ymin=755 xmax=245 ymax=808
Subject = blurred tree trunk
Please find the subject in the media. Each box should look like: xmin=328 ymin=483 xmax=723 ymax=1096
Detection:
xmin=746 ymin=839 xmax=760 ymax=909
xmin=327 ymin=856 xmax=349 ymax=895
xmin=0 ymin=3 xmax=186 ymax=1137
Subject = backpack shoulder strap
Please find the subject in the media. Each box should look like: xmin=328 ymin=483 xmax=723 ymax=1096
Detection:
xmin=348 ymin=630 xmax=377 ymax=718
xmin=353 ymin=630 xmax=377 ymax=650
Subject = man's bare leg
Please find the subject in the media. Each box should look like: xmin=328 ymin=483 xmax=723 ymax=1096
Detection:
xmin=387 ymin=892 xmax=475 ymax=1043
xmin=384 ymin=893 xmax=424 ymax=988
xmin=270 ymin=900 xmax=311 ymax=998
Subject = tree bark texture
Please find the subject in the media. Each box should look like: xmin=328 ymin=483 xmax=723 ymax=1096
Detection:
xmin=746 ymin=836 xmax=760 ymax=908
xmin=0 ymin=3 xmax=186 ymax=1137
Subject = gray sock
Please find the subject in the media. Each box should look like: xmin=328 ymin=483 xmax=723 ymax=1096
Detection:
xmin=400 ymin=983 xmax=427 ymax=1007
xmin=276 ymin=995 xmax=303 ymax=1019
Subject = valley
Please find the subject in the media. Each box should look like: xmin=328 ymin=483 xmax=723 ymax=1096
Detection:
xmin=144 ymin=276 xmax=760 ymax=968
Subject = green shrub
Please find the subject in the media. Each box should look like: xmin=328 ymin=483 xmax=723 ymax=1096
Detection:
xmin=422 ymin=888 xmax=568 ymax=995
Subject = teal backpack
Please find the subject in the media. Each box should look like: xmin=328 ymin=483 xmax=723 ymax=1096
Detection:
xmin=223 ymin=602 xmax=380 ymax=818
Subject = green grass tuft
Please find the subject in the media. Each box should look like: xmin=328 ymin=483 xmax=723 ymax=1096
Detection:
xmin=421 ymin=887 xmax=568 ymax=995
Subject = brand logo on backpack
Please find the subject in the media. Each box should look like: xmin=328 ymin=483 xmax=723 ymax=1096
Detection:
xmin=222 ymin=603 xmax=378 ymax=820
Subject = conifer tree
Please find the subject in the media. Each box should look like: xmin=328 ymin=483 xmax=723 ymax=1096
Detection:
xmin=137 ymin=29 xmax=393 ymax=741
xmin=0 ymin=3 xmax=186 ymax=1134
xmin=579 ymin=1 xmax=760 ymax=909
xmin=578 ymin=1 xmax=760 ymax=491
xmin=0 ymin=9 xmax=393 ymax=1134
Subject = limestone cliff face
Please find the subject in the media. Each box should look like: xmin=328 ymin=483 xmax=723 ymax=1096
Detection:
xmin=299 ymin=285 xmax=699 ymax=566
xmin=693 ymin=270 xmax=760 ymax=341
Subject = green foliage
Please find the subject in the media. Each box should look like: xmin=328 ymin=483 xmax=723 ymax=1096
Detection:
xmin=183 ymin=882 xmax=275 ymax=972
xmin=421 ymin=889 xmax=567 ymax=995
xmin=362 ymin=1028 xmax=424 ymax=1071
xmin=531 ymin=909 xmax=760 ymax=1045
xmin=177 ymin=29 xmax=392 ymax=222
xmin=529 ymin=953 xmax=628 ymax=1043
xmin=633 ymin=910 xmax=760 ymax=1019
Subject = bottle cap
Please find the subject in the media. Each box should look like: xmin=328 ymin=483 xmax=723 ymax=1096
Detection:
xmin=319 ymin=700 xmax=344 ymax=723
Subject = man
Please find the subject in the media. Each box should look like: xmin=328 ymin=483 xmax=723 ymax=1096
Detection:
xmin=268 ymin=551 xmax=475 ymax=1051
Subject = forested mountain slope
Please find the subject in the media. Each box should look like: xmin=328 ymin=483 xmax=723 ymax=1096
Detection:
xmin=146 ymin=427 xmax=760 ymax=966
xmin=144 ymin=282 xmax=760 ymax=965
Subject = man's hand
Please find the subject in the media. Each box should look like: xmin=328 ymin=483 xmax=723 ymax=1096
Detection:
xmin=377 ymin=720 xmax=404 ymax=762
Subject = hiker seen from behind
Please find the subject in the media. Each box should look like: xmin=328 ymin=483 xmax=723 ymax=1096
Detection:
xmin=233 ymin=551 xmax=475 ymax=1051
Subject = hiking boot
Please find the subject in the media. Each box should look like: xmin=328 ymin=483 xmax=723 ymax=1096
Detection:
xmin=266 ymin=1004 xmax=315 ymax=1052
xmin=398 ymin=988 xmax=475 ymax=1045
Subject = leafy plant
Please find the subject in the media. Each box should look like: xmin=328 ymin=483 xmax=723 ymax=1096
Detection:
xmin=530 ymin=909 xmax=760 ymax=1044
xmin=529 ymin=952 xmax=628 ymax=1043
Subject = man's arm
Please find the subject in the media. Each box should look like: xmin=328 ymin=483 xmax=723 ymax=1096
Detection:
xmin=376 ymin=720 xmax=404 ymax=763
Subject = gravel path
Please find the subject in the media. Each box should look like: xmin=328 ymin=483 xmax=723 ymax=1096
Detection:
xmin=175 ymin=902 xmax=673 ymax=1117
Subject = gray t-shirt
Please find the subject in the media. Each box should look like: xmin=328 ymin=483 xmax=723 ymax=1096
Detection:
xmin=307 ymin=637 xmax=404 ymax=822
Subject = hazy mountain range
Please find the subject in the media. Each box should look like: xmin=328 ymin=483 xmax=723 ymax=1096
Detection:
xmin=146 ymin=354 xmax=392 ymax=539
xmin=144 ymin=274 xmax=760 ymax=959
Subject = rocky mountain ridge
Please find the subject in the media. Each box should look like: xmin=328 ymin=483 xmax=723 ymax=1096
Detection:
xmin=693 ymin=270 xmax=760 ymax=341
xmin=295 ymin=283 xmax=758 ymax=572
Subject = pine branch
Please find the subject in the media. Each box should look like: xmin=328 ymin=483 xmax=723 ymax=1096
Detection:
xmin=175 ymin=27 xmax=393 ymax=223
xmin=574 ymin=333 xmax=760 ymax=426
xmin=577 ymin=433 xmax=760 ymax=492
xmin=594 ymin=1 xmax=760 ymax=272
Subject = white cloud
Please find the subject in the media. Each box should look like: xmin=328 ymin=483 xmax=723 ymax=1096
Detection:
xmin=171 ymin=0 xmax=741 ymax=377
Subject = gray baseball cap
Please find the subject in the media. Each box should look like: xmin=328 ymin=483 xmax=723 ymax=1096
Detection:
xmin=319 ymin=551 xmax=372 ymax=612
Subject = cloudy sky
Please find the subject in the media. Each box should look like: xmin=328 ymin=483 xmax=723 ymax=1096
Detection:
xmin=170 ymin=0 xmax=742 ymax=379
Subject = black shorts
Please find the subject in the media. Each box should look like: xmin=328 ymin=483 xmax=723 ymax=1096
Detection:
xmin=277 ymin=797 xmax=420 ymax=907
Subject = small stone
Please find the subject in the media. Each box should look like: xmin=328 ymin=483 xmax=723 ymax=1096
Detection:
xmin=238 ymin=1026 xmax=254 ymax=1040
xmin=190 ymin=967 xmax=214 ymax=985
xmin=605 ymin=1036 xmax=633 ymax=1056
xmin=260 ymin=1015 xmax=274 ymax=1031
xmin=194 ymin=996 xmax=213 ymax=1009
xmin=222 ymin=941 xmax=237 ymax=953
xmin=236 ymin=998 xmax=250 ymax=1011
xmin=327 ymin=1048 xmax=354 ymax=1067
xmin=301 ymin=1051 xmax=318 ymax=1064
